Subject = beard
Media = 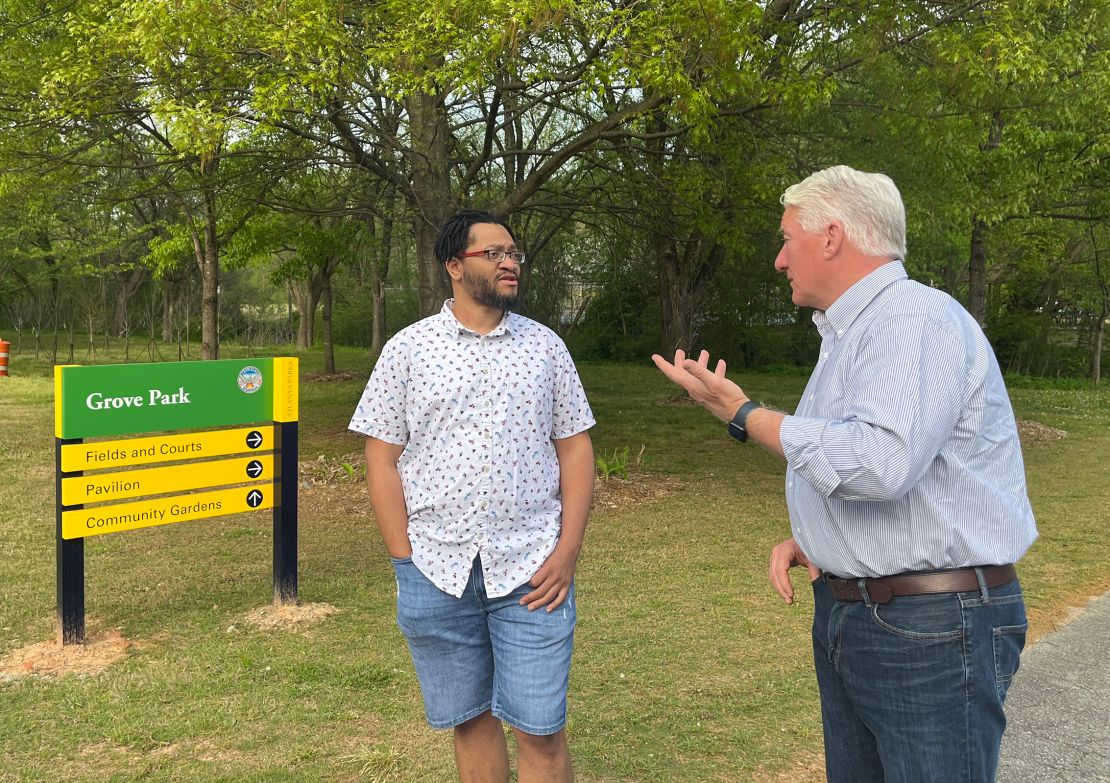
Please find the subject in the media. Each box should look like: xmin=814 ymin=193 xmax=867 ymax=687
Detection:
xmin=462 ymin=267 xmax=519 ymax=311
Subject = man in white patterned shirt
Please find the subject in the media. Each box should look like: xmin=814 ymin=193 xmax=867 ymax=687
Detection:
xmin=350 ymin=210 xmax=595 ymax=783
xmin=653 ymin=166 xmax=1037 ymax=783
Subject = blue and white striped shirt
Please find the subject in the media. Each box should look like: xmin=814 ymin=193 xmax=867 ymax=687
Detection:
xmin=779 ymin=261 xmax=1038 ymax=578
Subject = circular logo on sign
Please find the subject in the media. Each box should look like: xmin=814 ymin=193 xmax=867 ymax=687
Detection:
xmin=238 ymin=365 xmax=263 ymax=394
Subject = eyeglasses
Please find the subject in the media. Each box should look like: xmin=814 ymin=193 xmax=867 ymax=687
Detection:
xmin=456 ymin=249 xmax=527 ymax=265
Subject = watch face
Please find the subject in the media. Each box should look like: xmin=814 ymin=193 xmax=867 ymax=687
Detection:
xmin=728 ymin=421 xmax=748 ymax=442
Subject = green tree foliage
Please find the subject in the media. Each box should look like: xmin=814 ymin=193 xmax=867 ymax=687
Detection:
xmin=1 ymin=0 xmax=1107 ymax=378
xmin=3 ymin=0 xmax=295 ymax=358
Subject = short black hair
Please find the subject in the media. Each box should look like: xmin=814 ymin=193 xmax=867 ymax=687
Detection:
xmin=435 ymin=210 xmax=517 ymax=265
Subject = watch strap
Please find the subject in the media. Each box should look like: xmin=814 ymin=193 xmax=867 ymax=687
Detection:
xmin=727 ymin=400 xmax=762 ymax=442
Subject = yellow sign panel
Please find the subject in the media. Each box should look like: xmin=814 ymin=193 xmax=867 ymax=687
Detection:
xmin=62 ymin=485 xmax=275 ymax=539
xmin=61 ymin=455 xmax=274 ymax=506
xmin=273 ymin=357 xmax=299 ymax=422
xmin=61 ymin=426 xmax=274 ymax=472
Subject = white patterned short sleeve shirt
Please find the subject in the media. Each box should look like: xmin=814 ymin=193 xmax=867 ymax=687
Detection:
xmin=349 ymin=300 xmax=596 ymax=598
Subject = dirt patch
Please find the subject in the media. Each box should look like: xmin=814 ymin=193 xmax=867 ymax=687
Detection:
xmin=593 ymin=473 xmax=683 ymax=511
xmin=1016 ymin=420 xmax=1067 ymax=443
xmin=240 ymin=601 xmax=340 ymax=631
xmin=73 ymin=738 xmax=248 ymax=769
xmin=301 ymin=482 xmax=374 ymax=523
xmin=0 ymin=628 xmax=132 ymax=680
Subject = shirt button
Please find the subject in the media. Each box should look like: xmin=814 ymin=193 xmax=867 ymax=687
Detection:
xmin=481 ymin=368 xmax=489 ymax=375
xmin=482 ymin=466 xmax=491 ymax=473
xmin=480 ymin=502 xmax=488 ymax=511
xmin=482 ymin=430 xmax=490 ymax=438
xmin=484 ymin=399 xmax=492 ymax=407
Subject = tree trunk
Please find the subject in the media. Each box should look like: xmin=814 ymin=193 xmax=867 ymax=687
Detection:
xmin=286 ymin=284 xmax=295 ymax=340
xmin=969 ymin=112 xmax=1004 ymax=328
xmin=114 ymin=265 xmax=146 ymax=337
xmin=658 ymin=238 xmax=692 ymax=352
xmin=36 ymin=229 xmax=60 ymax=363
xmin=656 ymin=235 xmax=726 ymax=353
xmin=194 ymin=190 xmax=220 ymax=361
xmin=1093 ymin=228 xmax=1108 ymax=385
xmin=640 ymin=106 xmax=729 ymax=354
xmin=406 ymin=86 xmax=455 ymax=317
xmin=369 ymin=215 xmax=392 ymax=360
xmin=321 ymin=266 xmax=336 ymax=374
xmin=290 ymin=279 xmax=321 ymax=349
xmin=967 ymin=218 xmax=988 ymax=326
xmin=161 ymin=273 xmax=174 ymax=342
xmin=38 ymin=229 xmax=59 ymax=319
xmin=1034 ymin=266 xmax=1061 ymax=360
xmin=943 ymin=248 xmax=960 ymax=296
xmin=1094 ymin=314 xmax=1105 ymax=385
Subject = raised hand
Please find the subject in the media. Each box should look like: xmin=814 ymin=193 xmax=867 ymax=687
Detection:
xmin=651 ymin=349 xmax=747 ymax=422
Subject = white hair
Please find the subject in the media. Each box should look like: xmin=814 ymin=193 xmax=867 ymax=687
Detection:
xmin=780 ymin=165 xmax=906 ymax=259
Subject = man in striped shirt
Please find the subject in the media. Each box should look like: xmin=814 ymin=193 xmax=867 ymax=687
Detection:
xmin=654 ymin=165 xmax=1037 ymax=783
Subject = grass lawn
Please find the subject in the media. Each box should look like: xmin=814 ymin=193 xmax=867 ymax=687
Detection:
xmin=0 ymin=345 xmax=1108 ymax=782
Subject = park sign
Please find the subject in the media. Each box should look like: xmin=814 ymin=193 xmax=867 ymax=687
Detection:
xmin=54 ymin=357 xmax=300 ymax=645
xmin=56 ymin=358 xmax=297 ymax=439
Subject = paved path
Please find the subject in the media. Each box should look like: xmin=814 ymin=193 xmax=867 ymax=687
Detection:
xmin=997 ymin=590 xmax=1110 ymax=783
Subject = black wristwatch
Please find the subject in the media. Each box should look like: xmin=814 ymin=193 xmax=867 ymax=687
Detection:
xmin=727 ymin=400 xmax=762 ymax=442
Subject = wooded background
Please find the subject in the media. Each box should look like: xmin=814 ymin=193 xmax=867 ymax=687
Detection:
xmin=1 ymin=0 xmax=1107 ymax=379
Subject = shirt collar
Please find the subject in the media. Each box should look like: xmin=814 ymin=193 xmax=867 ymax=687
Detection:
xmin=814 ymin=260 xmax=908 ymax=339
xmin=439 ymin=299 xmax=516 ymax=338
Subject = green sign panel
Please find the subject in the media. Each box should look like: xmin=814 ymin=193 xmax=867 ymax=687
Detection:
xmin=56 ymin=359 xmax=273 ymax=439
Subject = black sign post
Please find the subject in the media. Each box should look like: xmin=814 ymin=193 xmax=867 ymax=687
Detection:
xmin=274 ymin=421 xmax=298 ymax=603
xmin=56 ymin=437 xmax=85 ymax=645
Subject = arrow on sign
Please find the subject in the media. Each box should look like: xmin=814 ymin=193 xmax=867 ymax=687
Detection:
xmin=245 ymin=430 xmax=264 ymax=449
xmin=246 ymin=489 xmax=264 ymax=508
xmin=245 ymin=460 xmax=264 ymax=478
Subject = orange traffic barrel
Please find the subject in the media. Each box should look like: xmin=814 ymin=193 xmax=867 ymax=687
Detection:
xmin=0 ymin=338 xmax=9 ymax=376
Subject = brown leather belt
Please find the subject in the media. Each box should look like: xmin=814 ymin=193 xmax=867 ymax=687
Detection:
xmin=825 ymin=564 xmax=1018 ymax=605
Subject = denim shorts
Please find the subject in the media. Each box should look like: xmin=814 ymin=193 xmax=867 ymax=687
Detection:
xmin=392 ymin=555 xmax=576 ymax=735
